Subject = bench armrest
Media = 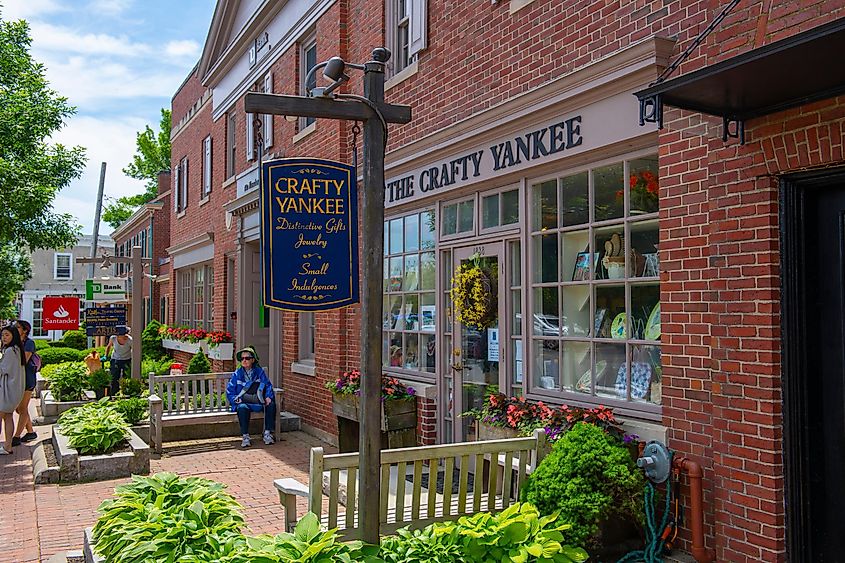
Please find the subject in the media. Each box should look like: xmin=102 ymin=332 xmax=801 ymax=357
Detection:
xmin=275 ymin=477 xmax=308 ymax=532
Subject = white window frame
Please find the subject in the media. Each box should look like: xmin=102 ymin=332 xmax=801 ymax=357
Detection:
xmin=202 ymin=136 xmax=212 ymax=198
xmin=226 ymin=113 xmax=236 ymax=179
xmin=300 ymin=34 xmax=317 ymax=130
xmin=386 ymin=0 xmax=427 ymax=76
xmin=54 ymin=253 xmax=72 ymax=280
xmin=176 ymin=263 xmax=214 ymax=330
xmin=32 ymin=299 xmax=46 ymax=337
xmin=175 ymin=157 xmax=188 ymax=213
xmin=298 ymin=312 xmax=315 ymax=362
xmin=262 ymin=73 xmax=274 ymax=149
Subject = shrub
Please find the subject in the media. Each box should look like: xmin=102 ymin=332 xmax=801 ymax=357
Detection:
xmin=87 ymin=368 xmax=111 ymax=393
xmin=82 ymin=346 xmax=107 ymax=358
xmin=34 ymin=339 xmax=51 ymax=350
xmin=58 ymin=401 xmax=129 ymax=454
xmin=92 ymin=472 xmax=246 ymax=563
xmin=119 ymin=377 xmax=145 ymax=398
xmin=380 ymin=503 xmax=588 ymax=563
xmin=39 ymin=346 xmax=86 ymax=365
xmin=187 ymin=349 xmax=212 ymax=374
xmin=520 ymin=422 xmax=646 ymax=548
xmin=112 ymin=397 xmax=148 ymax=425
xmin=61 ymin=329 xmax=87 ymax=350
xmin=44 ymin=361 xmax=89 ymax=401
xmin=141 ymin=319 xmax=165 ymax=359
xmin=141 ymin=356 xmax=172 ymax=377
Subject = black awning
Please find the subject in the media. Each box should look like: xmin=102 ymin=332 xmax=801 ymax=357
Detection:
xmin=635 ymin=17 xmax=845 ymax=142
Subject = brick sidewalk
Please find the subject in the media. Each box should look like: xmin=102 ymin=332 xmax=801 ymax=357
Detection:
xmin=0 ymin=424 xmax=334 ymax=563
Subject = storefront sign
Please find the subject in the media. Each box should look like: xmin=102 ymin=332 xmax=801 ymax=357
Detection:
xmin=85 ymin=279 xmax=127 ymax=302
xmin=260 ymin=158 xmax=359 ymax=311
xmin=384 ymin=90 xmax=645 ymax=208
xmin=236 ymin=166 xmax=260 ymax=197
xmin=84 ymin=305 xmax=127 ymax=337
xmin=42 ymin=297 xmax=80 ymax=330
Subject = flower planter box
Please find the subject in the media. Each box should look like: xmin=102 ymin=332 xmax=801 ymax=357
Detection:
xmin=39 ymin=389 xmax=96 ymax=422
xmin=52 ymin=425 xmax=150 ymax=483
xmin=477 ymin=421 xmax=524 ymax=441
xmin=161 ymin=338 xmax=202 ymax=354
xmin=206 ymin=342 xmax=234 ymax=360
xmin=332 ymin=394 xmax=417 ymax=453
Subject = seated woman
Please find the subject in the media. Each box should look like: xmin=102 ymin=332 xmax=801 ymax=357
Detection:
xmin=226 ymin=346 xmax=276 ymax=448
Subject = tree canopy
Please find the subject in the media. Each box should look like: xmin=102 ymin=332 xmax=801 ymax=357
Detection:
xmin=103 ymin=108 xmax=171 ymax=228
xmin=0 ymin=15 xmax=86 ymax=250
xmin=0 ymin=242 xmax=31 ymax=319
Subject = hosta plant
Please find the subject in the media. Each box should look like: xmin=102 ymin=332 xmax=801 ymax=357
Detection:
xmin=379 ymin=525 xmax=469 ymax=563
xmin=45 ymin=361 xmax=89 ymax=401
xmin=112 ymin=397 xmax=148 ymax=426
xmin=58 ymin=401 xmax=129 ymax=454
xmin=92 ymin=472 xmax=246 ymax=563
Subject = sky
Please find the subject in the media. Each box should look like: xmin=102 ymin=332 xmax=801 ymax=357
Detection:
xmin=1 ymin=0 xmax=216 ymax=235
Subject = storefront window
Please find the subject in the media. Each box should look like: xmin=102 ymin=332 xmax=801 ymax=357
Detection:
xmin=441 ymin=198 xmax=474 ymax=237
xmin=482 ymin=187 xmax=520 ymax=230
xmin=529 ymin=154 xmax=661 ymax=409
xmin=383 ymin=210 xmax=436 ymax=376
xmin=177 ymin=263 xmax=214 ymax=331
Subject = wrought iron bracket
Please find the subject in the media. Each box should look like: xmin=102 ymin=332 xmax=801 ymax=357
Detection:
xmin=722 ymin=116 xmax=745 ymax=144
xmin=638 ymin=93 xmax=663 ymax=129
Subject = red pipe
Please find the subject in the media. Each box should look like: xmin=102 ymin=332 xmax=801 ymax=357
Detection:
xmin=673 ymin=457 xmax=716 ymax=563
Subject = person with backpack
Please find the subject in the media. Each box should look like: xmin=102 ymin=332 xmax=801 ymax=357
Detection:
xmin=0 ymin=324 xmax=26 ymax=455
xmin=12 ymin=320 xmax=38 ymax=446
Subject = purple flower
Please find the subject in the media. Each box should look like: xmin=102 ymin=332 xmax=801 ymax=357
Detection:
xmin=623 ymin=433 xmax=640 ymax=444
xmin=407 ymin=387 xmax=416 ymax=396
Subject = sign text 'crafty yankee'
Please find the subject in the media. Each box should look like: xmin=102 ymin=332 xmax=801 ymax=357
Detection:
xmin=260 ymin=158 xmax=359 ymax=311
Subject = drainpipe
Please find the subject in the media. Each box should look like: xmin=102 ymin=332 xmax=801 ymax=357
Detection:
xmin=673 ymin=456 xmax=716 ymax=563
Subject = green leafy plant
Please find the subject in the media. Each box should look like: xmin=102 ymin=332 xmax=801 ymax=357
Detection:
xmin=39 ymin=346 xmax=86 ymax=366
xmin=92 ymin=472 xmax=246 ymax=563
xmin=119 ymin=377 xmax=145 ymax=398
xmin=520 ymin=422 xmax=645 ymax=548
xmin=142 ymin=356 xmax=173 ymax=377
xmin=112 ymin=397 xmax=148 ymax=426
xmin=222 ymin=512 xmax=380 ymax=563
xmin=141 ymin=319 xmax=165 ymax=359
xmin=61 ymin=329 xmax=87 ymax=350
xmin=187 ymin=349 xmax=212 ymax=374
xmin=380 ymin=503 xmax=588 ymax=563
xmin=58 ymin=401 xmax=129 ymax=454
xmin=34 ymin=339 xmax=51 ymax=350
xmin=44 ymin=361 xmax=88 ymax=401
xmin=88 ymin=368 xmax=111 ymax=392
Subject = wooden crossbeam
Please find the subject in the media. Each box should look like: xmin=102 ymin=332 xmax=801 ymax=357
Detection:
xmin=244 ymin=92 xmax=412 ymax=124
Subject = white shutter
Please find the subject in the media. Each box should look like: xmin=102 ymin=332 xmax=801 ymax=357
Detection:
xmin=182 ymin=159 xmax=188 ymax=211
xmin=246 ymin=113 xmax=255 ymax=161
xmin=203 ymin=137 xmax=212 ymax=196
xmin=408 ymin=0 xmax=427 ymax=57
xmin=263 ymin=73 xmax=273 ymax=148
xmin=173 ymin=165 xmax=180 ymax=212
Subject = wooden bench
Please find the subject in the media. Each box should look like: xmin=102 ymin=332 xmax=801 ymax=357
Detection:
xmin=275 ymin=428 xmax=548 ymax=538
xmin=148 ymin=372 xmax=283 ymax=454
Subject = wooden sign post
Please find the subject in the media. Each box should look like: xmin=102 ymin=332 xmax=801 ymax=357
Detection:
xmin=245 ymin=47 xmax=411 ymax=544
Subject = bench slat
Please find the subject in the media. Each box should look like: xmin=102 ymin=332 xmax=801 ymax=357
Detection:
xmin=502 ymin=451 xmax=514 ymax=508
xmin=411 ymin=460 xmax=422 ymax=520
xmin=457 ymin=454 xmax=469 ymax=515
xmin=487 ymin=449 xmax=498 ymax=512
xmin=395 ymin=462 xmax=407 ymax=523
xmin=473 ymin=453 xmax=484 ymax=513
xmin=518 ymin=450 xmax=528 ymax=493
xmin=380 ymin=464 xmax=390 ymax=522
xmin=328 ymin=469 xmax=339 ymax=530
xmin=442 ymin=457 xmax=454 ymax=518
xmin=345 ymin=467 xmax=357 ymax=529
xmin=309 ymin=448 xmax=324 ymax=517
xmin=426 ymin=458 xmax=437 ymax=519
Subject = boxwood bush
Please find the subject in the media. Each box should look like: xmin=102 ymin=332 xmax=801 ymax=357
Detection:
xmin=34 ymin=339 xmax=52 ymax=350
xmin=520 ymin=422 xmax=645 ymax=548
xmin=141 ymin=319 xmax=165 ymax=359
xmin=187 ymin=349 xmax=212 ymax=374
xmin=39 ymin=346 xmax=86 ymax=366
xmin=61 ymin=329 xmax=87 ymax=350
xmin=58 ymin=401 xmax=129 ymax=454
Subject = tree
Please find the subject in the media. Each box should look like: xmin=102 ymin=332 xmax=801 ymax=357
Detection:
xmin=102 ymin=108 xmax=171 ymax=228
xmin=0 ymin=14 xmax=86 ymax=250
xmin=0 ymin=243 xmax=32 ymax=319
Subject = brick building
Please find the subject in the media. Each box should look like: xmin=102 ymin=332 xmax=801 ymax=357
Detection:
xmin=167 ymin=1 xmax=845 ymax=560
xmin=110 ymin=170 xmax=172 ymax=330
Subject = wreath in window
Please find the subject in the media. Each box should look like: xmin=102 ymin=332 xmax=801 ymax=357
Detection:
xmin=450 ymin=254 xmax=498 ymax=330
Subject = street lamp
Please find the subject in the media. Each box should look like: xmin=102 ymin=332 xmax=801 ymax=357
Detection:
xmin=77 ymin=246 xmax=150 ymax=383
xmin=244 ymin=47 xmax=411 ymax=544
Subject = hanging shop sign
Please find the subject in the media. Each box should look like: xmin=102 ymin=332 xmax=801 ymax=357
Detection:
xmin=84 ymin=305 xmax=127 ymax=337
xmin=42 ymin=296 xmax=81 ymax=330
xmin=85 ymin=279 xmax=127 ymax=302
xmin=260 ymin=158 xmax=359 ymax=311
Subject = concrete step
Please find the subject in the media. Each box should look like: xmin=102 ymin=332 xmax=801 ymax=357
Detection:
xmin=279 ymin=410 xmax=301 ymax=432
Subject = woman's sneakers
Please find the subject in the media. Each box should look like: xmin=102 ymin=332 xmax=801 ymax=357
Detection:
xmin=241 ymin=432 xmax=273 ymax=447
xmin=0 ymin=446 xmax=11 ymax=455
xmin=241 ymin=434 xmax=251 ymax=448
xmin=263 ymin=430 xmax=275 ymax=445
xmin=21 ymin=432 xmax=37 ymax=443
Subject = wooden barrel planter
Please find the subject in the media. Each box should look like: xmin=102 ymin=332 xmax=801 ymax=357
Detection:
xmin=332 ymin=394 xmax=417 ymax=453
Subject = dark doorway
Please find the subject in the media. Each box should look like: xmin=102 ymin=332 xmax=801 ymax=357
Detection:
xmin=781 ymin=167 xmax=845 ymax=561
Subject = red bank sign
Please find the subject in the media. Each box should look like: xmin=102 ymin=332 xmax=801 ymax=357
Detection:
xmin=42 ymin=297 xmax=81 ymax=330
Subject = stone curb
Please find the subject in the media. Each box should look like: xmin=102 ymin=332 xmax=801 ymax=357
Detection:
xmin=32 ymin=440 xmax=60 ymax=484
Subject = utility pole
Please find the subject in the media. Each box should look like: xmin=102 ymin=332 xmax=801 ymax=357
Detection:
xmin=90 ymin=162 xmax=107 ymax=278
xmin=244 ymin=47 xmax=411 ymax=544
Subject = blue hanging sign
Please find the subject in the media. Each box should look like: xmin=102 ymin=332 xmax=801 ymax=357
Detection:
xmin=260 ymin=158 xmax=359 ymax=311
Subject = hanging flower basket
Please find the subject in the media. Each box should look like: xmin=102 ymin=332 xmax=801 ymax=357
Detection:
xmin=450 ymin=255 xmax=497 ymax=330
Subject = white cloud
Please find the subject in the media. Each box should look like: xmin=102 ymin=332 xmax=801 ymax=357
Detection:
xmin=28 ymin=21 xmax=151 ymax=57
xmin=1 ymin=0 xmax=67 ymax=21
xmin=86 ymin=0 xmax=133 ymax=17
xmin=51 ymin=114 xmax=150 ymax=232
xmin=164 ymin=39 xmax=200 ymax=59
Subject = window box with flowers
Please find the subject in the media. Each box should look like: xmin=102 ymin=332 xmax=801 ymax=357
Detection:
xmin=326 ymin=370 xmax=418 ymax=452
xmin=158 ymin=326 xmax=234 ymax=360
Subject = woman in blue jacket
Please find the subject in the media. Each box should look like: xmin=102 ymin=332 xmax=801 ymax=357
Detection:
xmin=226 ymin=346 xmax=276 ymax=448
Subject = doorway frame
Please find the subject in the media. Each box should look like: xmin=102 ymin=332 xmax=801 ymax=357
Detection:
xmin=780 ymin=165 xmax=845 ymax=559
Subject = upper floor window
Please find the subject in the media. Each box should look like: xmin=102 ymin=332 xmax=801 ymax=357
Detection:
xmin=202 ymin=136 xmax=212 ymax=198
xmin=386 ymin=0 xmax=427 ymax=75
xmin=54 ymin=253 xmax=72 ymax=279
xmin=300 ymin=35 xmax=317 ymax=130
xmin=174 ymin=157 xmax=188 ymax=213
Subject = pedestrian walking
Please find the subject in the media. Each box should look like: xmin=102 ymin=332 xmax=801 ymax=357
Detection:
xmin=225 ymin=346 xmax=276 ymax=448
xmin=0 ymin=324 xmax=26 ymax=454
xmin=12 ymin=320 xmax=38 ymax=446
xmin=104 ymin=325 xmax=132 ymax=396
